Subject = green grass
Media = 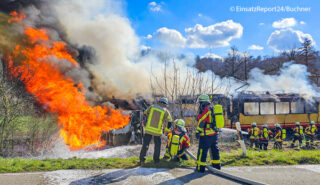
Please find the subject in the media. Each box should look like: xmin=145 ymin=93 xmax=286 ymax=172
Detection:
xmin=221 ymin=149 xmax=320 ymax=166
xmin=1 ymin=150 xmax=320 ymax=173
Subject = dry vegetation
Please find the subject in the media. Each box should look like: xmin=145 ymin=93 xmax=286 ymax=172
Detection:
xmin=0 ymin=58 xmax=58 ymax=157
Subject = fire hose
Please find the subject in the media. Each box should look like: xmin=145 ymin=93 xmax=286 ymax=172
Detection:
xmin=162 ymin=134 xmax=267 ymax=185
xmin=184 ymin=150 xmax=267 ymax=185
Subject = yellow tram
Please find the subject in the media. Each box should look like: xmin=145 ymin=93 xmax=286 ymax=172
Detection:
xmin=181 ymin=92 xmax=319 ymax=131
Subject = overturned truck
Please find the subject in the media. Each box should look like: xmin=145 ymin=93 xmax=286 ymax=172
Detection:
xmin=102 ymin=97 xmax=149 ymax=146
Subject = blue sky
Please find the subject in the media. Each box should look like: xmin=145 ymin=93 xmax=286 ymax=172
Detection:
xmin=124 ymin=0 xmax=320 ymax=58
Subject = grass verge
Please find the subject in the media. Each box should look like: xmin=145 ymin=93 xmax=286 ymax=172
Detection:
xmin=0 ymin=150 xmax=320 ymax=173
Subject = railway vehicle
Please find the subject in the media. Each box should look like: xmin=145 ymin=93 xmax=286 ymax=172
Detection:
xmin=107 ymin=92 xmax=320 ymax=146
xmin=181 ymin=92 xmax=320 ymax=132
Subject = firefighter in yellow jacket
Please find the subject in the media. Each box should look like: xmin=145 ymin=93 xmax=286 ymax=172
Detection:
xmin=273 ymin=123 xmax=286 ymax=150
xmin=248 ymin=122 xmax=260 ymax=149
xmin=259 ymin=124 xmax=273 ymax=150
xmin=305 ymin=121 xmax=318 ymax=149
xmin=139 ymin=97 xmax=172 ymax=165
xmin=291 ymin=122 xmax=304 ymax=148
xmin=195 ymin=94 xmax=224 ymax=172
xmin=163 ymin=119 xmax=191 ymax=161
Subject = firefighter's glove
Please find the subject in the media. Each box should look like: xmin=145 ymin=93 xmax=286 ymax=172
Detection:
xmin=173 ymin=157 xmax=182 ymax=162
xmin=161 ymin=134 xmax=168 ymax=141
xmin=167 ymin=122 xmax=173 ymax=130
xmin=196 ymin=132 xmax=200 ymax=140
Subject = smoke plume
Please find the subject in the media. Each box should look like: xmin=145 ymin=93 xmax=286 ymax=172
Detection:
xmin=1 ymin=0 xmax=319 ymax=103
xmin=1 ymin=0 xmax=151 ymax=103
xmin=51 ymin=0 xmax=151 ymax=100
xmin=245 ymin=62 xmax=319 ymax=100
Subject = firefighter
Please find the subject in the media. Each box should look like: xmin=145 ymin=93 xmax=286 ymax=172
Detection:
xmin=305 ymin=121 xmax=318 ymax=149
xmin=248 ymin=122 xmax=260 ymax=149
xmin=195 ymin=94 xmax=224 ymax=172
xmin=291 ymin=122 xmax=304 ymax=149
xmin=163 ymin=119 xmax=191 ymax=161
xmin=273 ymin=123 xmax=285 ymax=150
xmin=139 ymin=97 xmax=172 ymax=165
xmin=259 ymin=124 xmax=273 ymax=150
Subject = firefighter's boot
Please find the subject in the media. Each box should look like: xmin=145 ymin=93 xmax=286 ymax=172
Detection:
xmin=212 ymin=163 xmax=221 ymax=170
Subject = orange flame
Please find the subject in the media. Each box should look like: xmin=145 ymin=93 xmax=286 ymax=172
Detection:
xmin=8 ymin=11 xmax=26 ymax=23
xmin=7 ymin=13 xmax=129 ymax=150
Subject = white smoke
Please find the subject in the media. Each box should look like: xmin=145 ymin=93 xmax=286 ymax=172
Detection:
xmin=245 ymin=62 xmax=319 ymax=100
xmin=51 ymin=0 xmax=151 ymax=99
xmin=49 ymin=0 xmax=236 ymax=100
xmin=17 ymin=0 xmax=320 ymax=102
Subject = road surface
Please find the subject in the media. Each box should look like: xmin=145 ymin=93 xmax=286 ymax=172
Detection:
xmin=0 ymin=165 xmax=320 ymax=185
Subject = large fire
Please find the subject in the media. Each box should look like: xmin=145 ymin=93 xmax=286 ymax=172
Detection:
xmin=7 ymin=12 xmax=129 ymax=150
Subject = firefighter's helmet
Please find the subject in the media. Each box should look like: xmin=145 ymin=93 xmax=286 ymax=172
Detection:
xmin=175 ymin=119 xmax=185 ymax=128
xmin=159 ymin=97 xmax=168 ymax=105
xmin=296 ymin=122 xmax=300 ymax=126
xmin=175 ymin=119 xmax=186 ymax=133
xmin=198 ymin=94 xmax=210 ymax=103
xmin=310 ymin=121 xmax=315 ymax=125
xmin=275 ymin=123 xmax=281 ymax=128
xmin=263 ymin=124 xmax=268 ymax=128
xmin=252 ymin=122 xmax=257 ymax=127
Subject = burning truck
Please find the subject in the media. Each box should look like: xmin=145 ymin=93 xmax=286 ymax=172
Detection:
xmin=102 ymin=97 xmax=149 ymax=146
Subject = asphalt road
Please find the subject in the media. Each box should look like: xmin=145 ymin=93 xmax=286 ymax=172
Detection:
xmin=0 ymin=165 xmax=320 ymax=185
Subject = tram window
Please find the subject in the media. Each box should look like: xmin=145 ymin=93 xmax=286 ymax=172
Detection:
xmin=291 ymin=101 xmax=304 ymax=113
xmin=244 ymin=102 xmax=259 ymax=115
xmin=260 ymin=102 xmax=275 ymax=115
xmin=276 ymin=102 xmax=290 ymax=114
xmin=305 ymin=102 xmax=318 ymax=113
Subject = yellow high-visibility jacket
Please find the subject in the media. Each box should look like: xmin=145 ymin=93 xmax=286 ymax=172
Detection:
xmin=274 ymin=129 xmax=283 ymax=142
xmin=305 ymin=125 xmax=318 ymax=136
xmin=249 ymin=127 xmax=260 ymax=140
xmin=144 ymin=104 xmax=172 ymax=136
xmin=196 ymin=104 xmax=224 ymax=137
xmin=293 ymin=126 xmax=304 ymax=137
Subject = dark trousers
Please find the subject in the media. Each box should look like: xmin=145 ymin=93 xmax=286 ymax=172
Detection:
xmin=291 ymin=135 xmax=302 ymax=147
xmin=249 ymin=139 xmax=259 ymax=148
xmin=274 ymin=141 xmax=282 ymax=149
xmin=139 ymin=133 xmax=161 ymax=163
xmin=260 ymin=140 xmax=268 ymax=150
xmin=306 ymin=135 xmax=315 ymax=147
xmin=196 ymin=135 xmax=220 ymax=172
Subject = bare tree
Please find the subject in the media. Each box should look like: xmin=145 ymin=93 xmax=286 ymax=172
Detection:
xmin=0 ymin=59 xmax=30 ymax=156
xmin=230 ymin=46 xmax=238 ymax=77
xmin=242 ymin=52 xmax=249 ymax=81
xmin=150 ymin=54 xmax=227 ymax=142
xmin=300 ymin=38 xmax=314 ymax=66
xmin=0 ymin=59 xmax=57 ymax=156
xmin=298 ymin=38 xmax=317 ymax=73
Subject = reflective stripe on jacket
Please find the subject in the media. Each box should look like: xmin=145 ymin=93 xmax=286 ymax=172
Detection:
xmin=249 ymin=127 xmax=260 ymax=140
xmin=274 ymin=129 xmax=283 ymax=142
xmin=305 ymin=125 xmax=318 ymax=136
xmin=260 ymin=128 xmax=272 ymax=141
xmin=167 ymin=129 xmax=191 ymax=157
xmin=294 ymin=126 xmax=304 ymax=137
xmin=196 ymin=106 xmax=216 ymax=136
xmin=144 ymin=104 xmax=172 ymax=136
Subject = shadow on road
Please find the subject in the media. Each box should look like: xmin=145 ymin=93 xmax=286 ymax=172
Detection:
xmin=157 ymin=168 xmax=245 ymax=185
xmin=69 ymin=168 xmax=171 ymax=185
xmin=157 ymin=169 xmax=208 ymax=185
